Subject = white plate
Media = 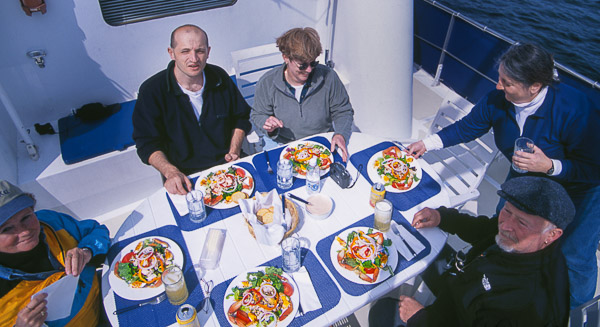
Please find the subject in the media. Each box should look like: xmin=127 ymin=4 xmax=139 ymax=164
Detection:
xmin=366 ymin=147 xmax=422 ymax=193
xmin=108 ymin=236 xmax=184 ymax=301
xmin=223 ymin=266 xmax=299 ymax=327
xmin=329 ymin=227 xmax=398 ymax=285
xmin=279 ymin=140 xmax=334 ymax=179
xmin=195 ymin=165 xmax=255 ymax=209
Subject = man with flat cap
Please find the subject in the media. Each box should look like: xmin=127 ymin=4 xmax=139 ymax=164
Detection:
xmin=369 ymin=176 xmax=574 ymax=327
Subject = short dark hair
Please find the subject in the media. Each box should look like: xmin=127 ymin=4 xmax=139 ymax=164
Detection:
xmin=170 ymin=24 xmax=209 ymax=49
xmin=276 ymin=27 xmax=322 ymax=63
xmin=498 ymin=43 xmax=555 ymax=87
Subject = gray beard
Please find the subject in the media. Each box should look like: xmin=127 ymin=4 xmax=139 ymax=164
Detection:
xmin=495 ymin=234 xmax=516 ymax=253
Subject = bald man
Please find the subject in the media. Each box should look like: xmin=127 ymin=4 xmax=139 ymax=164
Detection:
xmin=133 ymin=24 xmax=251 ymax=195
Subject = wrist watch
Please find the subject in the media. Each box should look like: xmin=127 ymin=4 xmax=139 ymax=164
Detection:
xmin=546 ymin=160 xmax=555 ymax=175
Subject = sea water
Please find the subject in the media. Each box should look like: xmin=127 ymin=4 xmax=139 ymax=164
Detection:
xmin=438 ymin=0 xmax=600 ymax=83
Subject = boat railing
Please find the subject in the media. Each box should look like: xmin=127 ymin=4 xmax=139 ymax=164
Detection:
xmin=416 ymin=0 xmax=600 ymax=105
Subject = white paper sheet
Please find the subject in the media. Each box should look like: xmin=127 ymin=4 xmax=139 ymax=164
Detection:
xmin=167 ymin=192 xmax=188 ymax=216
xmin=292 ymin=266 xmax=322 ymax=312
xmin=32 ymin=274 xmax=80 ymax=321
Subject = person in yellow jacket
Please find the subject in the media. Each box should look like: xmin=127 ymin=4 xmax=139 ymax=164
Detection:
xmin=0 ymin=180 xmax=110 ymax=327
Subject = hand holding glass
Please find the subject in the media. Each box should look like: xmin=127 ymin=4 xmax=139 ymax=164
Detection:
xmin=512 ymin=137 xmax=534 ymax=173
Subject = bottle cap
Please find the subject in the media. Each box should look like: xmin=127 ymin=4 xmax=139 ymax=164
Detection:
xmin=309 ymin=157 xmax=317 ymax=167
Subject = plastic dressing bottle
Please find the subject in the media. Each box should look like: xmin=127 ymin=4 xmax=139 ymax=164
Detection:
xmin=306 ymin=157 xmax=321 ymax=194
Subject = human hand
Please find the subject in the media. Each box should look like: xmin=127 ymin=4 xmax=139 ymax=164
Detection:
xmin=65 ymin=247 xmax=92 ymax=276
xmin=512 ymin=145 xmax=553 ymax=174
xmin=412 ymin=207 xmax=441 ymax=229
xmin=16 ymin=293 xmax=48 ymax=327
xmin=224 ymin=152 xmax=240 ymax=162
xmin=164 ymin=169 xmax=192 ymax=195
xmin=262 ymin=116 xmax=284 ymax=133
xmin=398 ymin=295 xmax=424 ymax=322
xmin=406 ymin=140 xmax=427 ymax=158
xmin=331 ymin=134 xmax=348 ymax=162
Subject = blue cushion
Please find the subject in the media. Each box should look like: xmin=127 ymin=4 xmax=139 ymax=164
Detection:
xmin=58 ymin=100 xmax=136 ymax=164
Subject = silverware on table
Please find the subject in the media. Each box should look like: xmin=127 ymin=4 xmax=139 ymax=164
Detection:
xmin=113 ymin=293 xmax=167 ymax=315
xmin=391 ymin=223 xmax=417 ymax=258
xmin=287 ymin=193 xmax=311 ymax=205
xmin=264 ymin=150 xmax=273 ymax=174
xmin=391 ymin=140 xmax=409 ymax=152
xmin=281 ymin=193 xmax=286 ymax=217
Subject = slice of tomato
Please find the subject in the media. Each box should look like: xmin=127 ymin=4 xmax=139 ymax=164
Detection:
xmin=364 ymin=267 xmax=376 ymax=274
xmin=121 ymin=251 xmax=135 ymax=263
xmin=282 ymin=282 xmax=294 ymax=297
xmin=235 ymin=167 xmax=246 ymax=178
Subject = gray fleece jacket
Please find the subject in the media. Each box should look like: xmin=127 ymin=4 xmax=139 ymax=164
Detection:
xmin=250 ymin=64 xmax=354 ymax=144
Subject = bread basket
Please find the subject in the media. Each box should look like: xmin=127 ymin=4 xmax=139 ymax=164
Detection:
xmin=244 ymin=197 xmax=299 ymax=243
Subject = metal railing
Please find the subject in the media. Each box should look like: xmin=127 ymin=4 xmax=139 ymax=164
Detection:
xmin=421 ymin=0 xmax=600 ymax=91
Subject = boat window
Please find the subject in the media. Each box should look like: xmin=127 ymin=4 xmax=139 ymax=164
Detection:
xmin=98 ymin=0 xmax=237 ymax=26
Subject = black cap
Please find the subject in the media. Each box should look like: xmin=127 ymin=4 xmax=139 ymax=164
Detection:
xmin=497 ymin=176 xmax=575 ymax=230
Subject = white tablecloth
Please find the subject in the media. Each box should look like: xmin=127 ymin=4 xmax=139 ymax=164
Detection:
xmin=102 ymin=132 xmax=450 ymax=327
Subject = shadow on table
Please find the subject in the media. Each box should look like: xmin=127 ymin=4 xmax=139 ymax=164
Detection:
xmin=111 ymin=210 xmax=144 ymax=241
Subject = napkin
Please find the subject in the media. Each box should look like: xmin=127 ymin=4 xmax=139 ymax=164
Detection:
xmin=32 ymin=274 xmax=80 ymax=321
xmin=292 ymin=266 xmax=322 ymax=312
xmin=390 ymin=221 xmax=426 ymax=259
xmin=167 ymin=192 xmax=188 ymax=216
xmin=239 ymin=190 xmax=291 ymax=246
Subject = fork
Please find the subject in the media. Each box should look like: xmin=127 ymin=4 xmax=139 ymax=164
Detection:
xmin=264 ymin=150 xmax=274 ymax=174
xmin=113 ymin=293 xmax=167 ymax=314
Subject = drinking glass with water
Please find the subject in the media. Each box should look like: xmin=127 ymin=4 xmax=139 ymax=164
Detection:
xmin=512 ymin=137 xmax=534 ymax=173
xmin=281 ymin=237 xmax=301 ymax=273
xmin=186 ymin=190 xmax=207 ymax=223
xmin=277 ymin=159 xmax=293 ymax=189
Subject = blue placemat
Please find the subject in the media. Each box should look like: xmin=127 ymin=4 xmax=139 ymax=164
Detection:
xmin=315 ymin=212 xmax=431 ymax=296
xmin=349 ymin=141 xmax=441 ymax=211
xmin=166 ymin=162 xmax=261 ymax=232
xmin=106 ymin=225 xmax=203 ymax=327
xmin=252 ymin=136 xmax=345 ymax=192
xmin=212 ymin=248 xmax=340 ymax=326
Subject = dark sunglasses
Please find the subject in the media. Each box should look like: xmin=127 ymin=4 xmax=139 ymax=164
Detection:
xmin=293 ymin=60 xmax=319 ymax=71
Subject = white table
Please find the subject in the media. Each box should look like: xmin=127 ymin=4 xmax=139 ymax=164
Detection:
xmin=101 ymin=132 xmax=450 ymax=326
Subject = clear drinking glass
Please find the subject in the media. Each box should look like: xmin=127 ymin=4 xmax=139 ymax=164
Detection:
xmin=281 ymin=237 xmax=301 ymax=273
xmin=512 ymin=137 xmax=534 ymax=173
xmin=186 ymin=190 xmax=207 ymax=223
xmin=162 ymin=265 xmax=188 ymax=305
xmin=374 ymin=199 xmax=393 ymax=232
xmin=277 ymin=159 xmax=293 ymax=190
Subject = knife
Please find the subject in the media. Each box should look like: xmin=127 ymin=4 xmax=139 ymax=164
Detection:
xmin=391 ymin=223 xmax=417 ymax=257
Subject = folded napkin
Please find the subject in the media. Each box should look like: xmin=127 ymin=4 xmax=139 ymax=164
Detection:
xmin=167 ymin=192 xmax=188 ymax=216
xmin=292 ymin=266 xmax=322 ymax=313
xmin=239 ymin=190 xmax=291 ymax=246
xmin=390 ymin=221 xmax=426 ymax=259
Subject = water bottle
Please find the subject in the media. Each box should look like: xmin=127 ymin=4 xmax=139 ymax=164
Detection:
xmin=306 ymin=157 xmax=321 ymax=194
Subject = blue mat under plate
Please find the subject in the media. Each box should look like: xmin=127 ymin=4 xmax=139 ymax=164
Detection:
xmin=349 ymin=141 xmax=441 ymax=211
xmin=106 ymin=225 xmax=203 ymax=327
xmin=58 ymin=100 xmax=136 ymax=164
xmin=212 ymin=248 xmax=340 ymax=326
xmin=166 ymin=162 xmax=263 ymax=232
xmin=251 ymin=136 xmax=345 ymax=193
xmin=315 ymin=212 xmax=431 ymax=296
